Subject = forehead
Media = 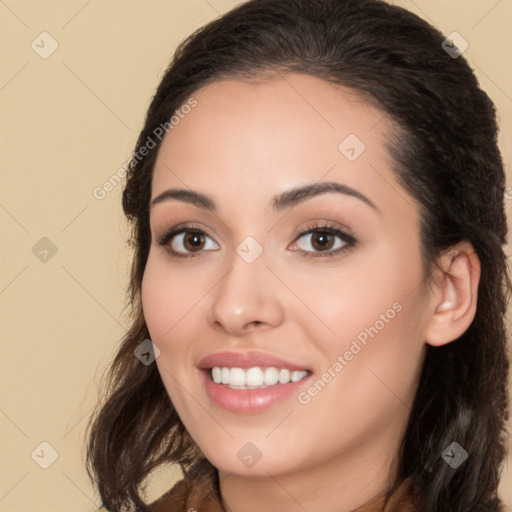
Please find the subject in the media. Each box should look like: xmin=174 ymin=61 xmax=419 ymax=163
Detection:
xmin=156 ymin=72 xmax=389 ymax=161
xmin=151 ymin=72 xmax=415 ymax=220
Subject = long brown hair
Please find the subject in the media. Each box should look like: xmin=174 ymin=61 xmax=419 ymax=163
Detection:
xmin=85 ymin=1 xmax=511 ymax=510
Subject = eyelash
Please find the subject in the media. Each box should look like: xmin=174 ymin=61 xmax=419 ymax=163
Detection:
xmin=293 ymin=223 xmax=356 ymax=258
xmin=156 ymin=223 xmax=357 ymax=260
xmin=156 ymin=224 xmax=206 ymax=260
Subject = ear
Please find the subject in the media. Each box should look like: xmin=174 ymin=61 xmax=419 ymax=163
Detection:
xmin=424 ymin=241 xmax=481 ymax=347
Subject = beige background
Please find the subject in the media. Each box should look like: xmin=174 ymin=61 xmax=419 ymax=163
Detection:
xmin=0 ymin=1 xmax=511 ymax=510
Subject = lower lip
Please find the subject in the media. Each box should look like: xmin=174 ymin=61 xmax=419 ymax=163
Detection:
xmin=201 ymin=370 xmax=312 ymax=413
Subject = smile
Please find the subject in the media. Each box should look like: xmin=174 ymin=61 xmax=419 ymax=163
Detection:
xmin=210 ymin=366 xmax=309 ymax=389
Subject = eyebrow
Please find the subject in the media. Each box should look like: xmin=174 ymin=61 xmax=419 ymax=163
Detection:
xmin=271 ymin=182 xmax=377 ymax=212
xmin=150 ymin=181 xmax=377 ymax=212
xmin=151 ymin=188 xmax=216 ymax=210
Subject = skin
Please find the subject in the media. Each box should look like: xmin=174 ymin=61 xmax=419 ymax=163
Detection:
xmin=141 ymin=72 xmax=480 ymax=512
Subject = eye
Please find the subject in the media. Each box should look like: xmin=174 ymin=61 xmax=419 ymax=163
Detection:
xmin=289 ymin=224 xmax=356 ymax=257
xmin=157 ymin=226 xmax=219 ymax=258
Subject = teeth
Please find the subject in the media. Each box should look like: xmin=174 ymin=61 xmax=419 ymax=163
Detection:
xmin=291 ymin=370 xmax=306 ymax=382
xmin=264 ymin=367 xmax=279 ymax=385
xmin=230 ymin=367 xmax=246 ymax=386
xmin=212 ymin=366 xmax=222 ymax=383
xmin=210 ymin=366 xmax=308 ymax=388
xmin=246 ymin=367 xmax=263 ymax=386
xmin=278 ymin=368 xmax=291 ymax=384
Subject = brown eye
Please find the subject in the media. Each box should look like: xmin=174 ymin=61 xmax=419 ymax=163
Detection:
xmin=290 ymin=225 xmax=355 ymax=257
xmin=182 ymin=232 xmax=205 ymax=252
xmin=310 ymin=231 xmax=335 ymax=251
xmin=166 ymin=229 xmax=220 ymax=256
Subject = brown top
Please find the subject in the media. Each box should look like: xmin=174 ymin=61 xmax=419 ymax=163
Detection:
xmin=149 ymin=462 xmax=418 ymax=512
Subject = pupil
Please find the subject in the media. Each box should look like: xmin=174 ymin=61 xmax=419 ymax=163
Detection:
xmin=185 ymin=233 xmax=203 ymax=250
xmin=313 ymin=232 xmax=333 ymax=250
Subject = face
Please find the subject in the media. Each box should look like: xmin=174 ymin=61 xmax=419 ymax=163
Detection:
xmin=142 ymin=72 xmax=431 ymax=479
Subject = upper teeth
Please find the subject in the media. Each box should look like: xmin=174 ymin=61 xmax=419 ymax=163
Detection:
xmin=211 ymin=366 xmax=308 ymax=388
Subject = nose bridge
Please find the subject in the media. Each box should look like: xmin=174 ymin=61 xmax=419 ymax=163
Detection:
xmin=208 ymin=243 xmax=284 ymax=333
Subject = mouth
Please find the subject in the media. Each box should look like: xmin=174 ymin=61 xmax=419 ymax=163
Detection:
xmin=208 ymin=366 xmax=311 ymax=389
xmin=197 ymin=351 xmax=313 ymax=412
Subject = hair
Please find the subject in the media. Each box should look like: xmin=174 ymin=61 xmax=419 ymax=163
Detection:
xmin=85 ymin=0 xmax=511 ymax=511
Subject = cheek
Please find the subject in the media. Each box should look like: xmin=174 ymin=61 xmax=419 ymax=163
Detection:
xmin=141 ymin=254 xmax=199 ymax=407
xmin=287 ymin=238 xmax=424 ymax=350
xmin=295 ymin=244 xmax=427 ymax=418
xmin=287 ymin=240 xmax=428 ymax=426
xmin=141 ymin=252 xmax=205 ymax=340
xmin=292 ymin=293 xmax=426 ymax=456
xmin=141 ymin=257 xmax=174 ymax=339
xmin=140 ymin=251 xmax=220 ymax=389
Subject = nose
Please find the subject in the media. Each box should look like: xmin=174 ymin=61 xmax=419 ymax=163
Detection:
xmin=207 ymin=251 xmax=285 ymax=336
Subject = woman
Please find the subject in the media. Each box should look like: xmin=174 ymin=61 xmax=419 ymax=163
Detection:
xmin=86 ymin=1 xmax=511 ymax=511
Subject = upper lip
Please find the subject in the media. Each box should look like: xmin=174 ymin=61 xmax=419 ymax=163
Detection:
xmin=198 ymin=351 xmax=311 ymax=371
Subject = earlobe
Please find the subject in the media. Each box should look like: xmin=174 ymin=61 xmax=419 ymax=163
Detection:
xmin=425 ymin=242 xmax=481 ymax=347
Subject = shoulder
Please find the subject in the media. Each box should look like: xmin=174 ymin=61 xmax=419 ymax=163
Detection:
xmin=353 ymin=476 xmax=418 ymax=512
xmin=148 ymin=460 xmax=224 ymax=512
xmin=148 ymin=477 xmax=190 ymax=512
xmin=382 ymin=476 xmax=419 ymax=512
